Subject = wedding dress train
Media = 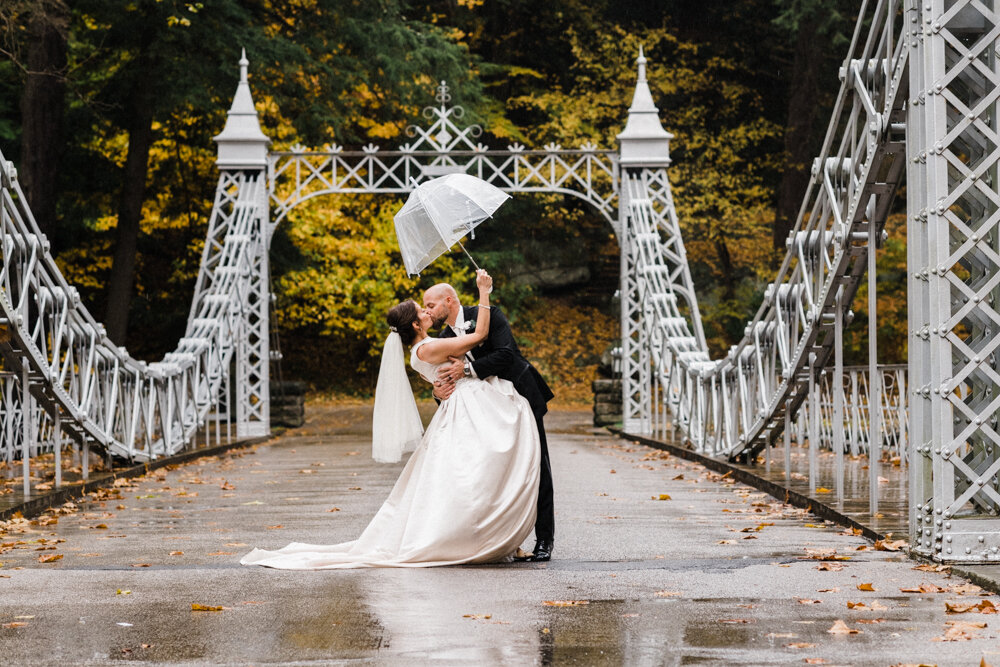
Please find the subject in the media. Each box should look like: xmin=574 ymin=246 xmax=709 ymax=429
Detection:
xmin=240 ymin=337 xmax=540 ymax=569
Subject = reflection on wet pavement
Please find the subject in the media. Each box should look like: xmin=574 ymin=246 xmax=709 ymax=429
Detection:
xmin=0 ymin=404 xmax=996 ymax=665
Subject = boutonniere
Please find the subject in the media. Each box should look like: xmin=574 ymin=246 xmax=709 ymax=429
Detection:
xmin=461 ymin=320 xmax=475 ymax=332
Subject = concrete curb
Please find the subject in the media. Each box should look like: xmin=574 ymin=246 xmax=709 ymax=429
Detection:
xmin=1 ymin=434 xmax=273 ymax=522
xmin=612 ymin=428 xmax=884 ymax=542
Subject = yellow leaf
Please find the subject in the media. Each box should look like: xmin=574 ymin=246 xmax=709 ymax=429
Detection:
xmin=191 ymin=603 xmax=224 ymax=612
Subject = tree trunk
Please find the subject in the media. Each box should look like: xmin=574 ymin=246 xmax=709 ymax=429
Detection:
xmin=18 ymin=0 xmax=68 ymax=242
xmin=773 ymin=17 xmax=824 ymax=250
xmin=104 ymin=95 xmax=154 ymax=345
xmin=714 ymin=236 xmax=735 ymax=299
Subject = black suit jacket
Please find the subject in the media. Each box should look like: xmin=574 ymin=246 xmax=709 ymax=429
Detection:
xmin=439 ymin=305 xmax=554 ymax=416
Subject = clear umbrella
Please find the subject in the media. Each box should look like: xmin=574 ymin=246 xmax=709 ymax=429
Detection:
xmin=393 ymin=173 xmax=511 ymax=275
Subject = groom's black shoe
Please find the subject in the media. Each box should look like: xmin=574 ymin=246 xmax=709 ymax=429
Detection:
xmin=516 ymin=540 xmax=552 ymax=562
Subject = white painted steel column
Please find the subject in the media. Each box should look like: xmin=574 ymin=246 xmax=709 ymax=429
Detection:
xmin=20 ymin=358 xmax=30 ymax=499
xmin=868 ymin=215 xmax=880 ymax=515
xmin=835 ymin=288 xmax=845 ymax=503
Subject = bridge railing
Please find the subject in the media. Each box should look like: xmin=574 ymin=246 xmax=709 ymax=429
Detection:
xmin=0 ymin=152 xmax=264 ymax=497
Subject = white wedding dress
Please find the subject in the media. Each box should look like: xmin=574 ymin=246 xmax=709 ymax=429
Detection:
xmin=240 ymin=337 xmax=540 ymax=569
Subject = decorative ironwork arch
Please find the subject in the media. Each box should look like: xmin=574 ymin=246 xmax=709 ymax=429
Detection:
xmin=267 ymin=81 xmax=620 ymax=230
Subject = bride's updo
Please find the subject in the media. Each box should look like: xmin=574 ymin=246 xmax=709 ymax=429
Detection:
xmin=386 ymin=300 xmax=420 ymax=346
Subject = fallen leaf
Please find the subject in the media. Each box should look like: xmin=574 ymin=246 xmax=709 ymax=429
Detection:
xmin=950 ymin=583 xmax=984 ymax=595
xmin=856 ymin=618 xmax=886 ymax=624
xmin=116 ymin=589 xmax=131 ymax=595
xmin=816 ymin=563 xmax=844 ymax=572
xmin=609 ymin=469 xmax=616 ymax=474
xmin=857 ymin=583 xmax=875 ymax=592
xmin=817 ymin=588 xmax=839 ymax=593
xmin=900 ymin=582 xmax=946 ymax=594
xmin=327 ymin=507 xmax=341 ymax=512
xmin=348 ymin=487 xmax=362 ymax=491
xmin=945 ymin=599 xmax=996 ymax=614
xmin=38 ymin=554 xmax=62 ymax=563
xmin=785 ymin=642 xmax=817 ymax=648
xmin=827 ymin=619 xmax=861 ymax=634
xmin=932 ymin=620 xmax=986 ymax=641
xmin=796 ymin=599 xmax=821 ymax=605
xmin=169 ymin=551 xmax=183 ymax=556
xmin=543 ymin=600 xmax=589 ymax=606
xmin=804 ymin=659 xmax=829 ymax=665
xmin=265 ymin=525 xmax=283 ymax=530
xmin=874 ymin=538 xmax=908 ymax=551
xmin=651 ymin=494 xmax=671 ymax=501
xmin=462 ymin=613 xmax=492 ymax=620
xmin=2 ymin=622 xmax=27 ymax=628
xmin=913 ymin=563 xmax=949 ymax=573
xmin=191 ymin=603 xmax=223 ymax=612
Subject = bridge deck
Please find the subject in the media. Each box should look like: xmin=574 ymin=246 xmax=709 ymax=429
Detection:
xmin=0 ymin=403 xmax=995 ymax=664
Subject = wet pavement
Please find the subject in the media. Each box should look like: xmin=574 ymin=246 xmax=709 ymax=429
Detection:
xmin=1 ymin=402 xmax=999 ymax=665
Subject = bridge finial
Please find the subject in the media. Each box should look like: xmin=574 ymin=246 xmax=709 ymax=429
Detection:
xmin=214 ymin=49 xmax=271 ymax=170
xmin=616 ymin=46 xmax=673 ymax=168
xmin=239 ymin=48 xmax=249 ymax=84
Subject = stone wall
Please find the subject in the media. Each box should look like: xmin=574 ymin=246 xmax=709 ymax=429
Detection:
xmin=271 ymin=381 xmax=306 ymax=428
xmin=592 ymin=378 xmax=622 ymax=427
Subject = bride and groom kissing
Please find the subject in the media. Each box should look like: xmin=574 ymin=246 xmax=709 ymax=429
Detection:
xmin=241 ymin=269 xmax=555 ymax=569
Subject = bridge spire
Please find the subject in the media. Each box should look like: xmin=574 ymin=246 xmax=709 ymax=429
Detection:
xmin=617 ymin=46 xmax=673 ymax=167
xmin=214 ymin=49 xmax=271 ymax=170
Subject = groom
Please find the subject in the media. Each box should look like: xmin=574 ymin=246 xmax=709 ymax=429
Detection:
xmin=423 ymin=283 xmax=555 ymax=562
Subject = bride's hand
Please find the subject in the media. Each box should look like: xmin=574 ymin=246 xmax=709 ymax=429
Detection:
xmin=476 ymin=269 xmax=492 ymax=293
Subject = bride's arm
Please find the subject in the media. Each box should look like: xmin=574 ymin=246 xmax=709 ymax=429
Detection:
xmin=416 ymin=270 xmax=492 ymax=365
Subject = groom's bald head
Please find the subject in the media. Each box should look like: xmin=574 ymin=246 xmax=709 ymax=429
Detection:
xmin=423 ymin=283 xmax=460 ymax=328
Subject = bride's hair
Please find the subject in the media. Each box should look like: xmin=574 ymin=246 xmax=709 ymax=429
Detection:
xmin=386 ymin=300 xmax=420 ymax=346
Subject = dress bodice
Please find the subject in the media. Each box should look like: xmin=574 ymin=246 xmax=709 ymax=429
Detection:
xmin=410 ymin=338 xmax=442 ymax=384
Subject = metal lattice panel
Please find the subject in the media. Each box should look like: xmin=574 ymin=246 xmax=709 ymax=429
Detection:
xmin=909 ymin=0 xmax=1000 ymax=562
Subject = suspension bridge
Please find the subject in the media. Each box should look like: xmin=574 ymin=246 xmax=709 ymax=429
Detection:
xmin=0 ymin=0 xmax=998 ymax=567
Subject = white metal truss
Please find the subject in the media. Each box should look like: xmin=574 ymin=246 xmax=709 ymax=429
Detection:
xmin=0 ymin=156 xmax=265 ymax=465
xmin=626 ymin=1 xmax=909 ymax=464
xmin=909 ymin=0 xmax=1000 ymax=562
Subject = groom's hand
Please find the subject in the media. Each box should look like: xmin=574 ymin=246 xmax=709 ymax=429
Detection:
xmin=438 ymin=357 xmax=465 ymax=384
xmin=432 ymin=377 xmax=456 ymax=401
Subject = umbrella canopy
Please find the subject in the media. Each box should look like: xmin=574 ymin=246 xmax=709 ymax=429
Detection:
xmin=393 ymin=173 xmax=510 ymax=275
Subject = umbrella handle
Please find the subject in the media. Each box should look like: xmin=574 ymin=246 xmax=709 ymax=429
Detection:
xmin=457 ymin=240 xmax=480 ymax=271
xmin=456 ymin=241 xmax=493 ymax=293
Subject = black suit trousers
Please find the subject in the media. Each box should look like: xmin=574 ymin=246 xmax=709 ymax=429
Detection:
xmin=533 ymin=409 xmax=554 ymax=543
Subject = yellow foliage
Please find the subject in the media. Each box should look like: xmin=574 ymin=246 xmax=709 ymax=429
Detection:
xmin=517 ymin=298 xmax=617 ymax=407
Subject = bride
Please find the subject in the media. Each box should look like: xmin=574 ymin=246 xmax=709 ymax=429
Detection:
xmin=241 ymin=270 xmax=540 ymax=569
